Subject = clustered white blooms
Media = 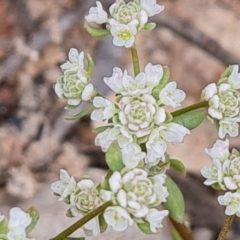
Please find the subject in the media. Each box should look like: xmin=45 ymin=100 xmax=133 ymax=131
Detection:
xmin=51 ymin=169 xmax=107 ymax=236
xmin=54 ymin=48 xmax=95 ymax=107
xmin=201 ymin=139 xmax=240 ymax=217
xmin=85 ymin=0 xmax=164 ymax=48
xmin=0 ymin=207 xmax=35 ymax=240
xmin=201 ymin=65 xmax=240 ymax=139
xmin=102 ymin=168 xmax=169 ymax=232
xmin=93 ymin=63 xmax=189 ymax=167
xmin=51 ymin=168 xmax=169 ymax=235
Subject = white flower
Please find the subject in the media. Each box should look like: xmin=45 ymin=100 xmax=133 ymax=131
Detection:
xmin=152 ymin=174 xmax=169 ymax=202
xmin=104 ymin=206 xmax=133 ymax=232
xmin=146 ymin=128 xmax=167 ymax=166
xmin=219 ymin=117 xmax=240 ymax=139
xmin=146 ymin=208 xmax=169 ymax=233
xmin=108 ymin=168 xmax=166 ymax=218
xmin=104 ymin=67 xmax=126 ymax=93
xmin=144 ymin=63 xmax=163 ymax=89
xmin=160 ymin=122 xmax=190 ymax=144
xmin=81 ymin=83 xmax=94 ymax=101
xmin=109 ymin=126 xmax=133 ymax=148
xmin=83 ymin=217 xmax=100 ymax=237
xmin=218 ymin=192 xmax=240 ymax=216
xmin=70 ymin=179 xmax=103 ymax=217
xmin=7 ymin=208 xmax=32 ymax=237
xmin=85 ymin=1 xmax=108 ymax=24
xmin=54 ymin=48 xmax=95 ymax=106
xmin=201 ymin=159 xmax=224 ymax=188
xmin=159 ymin=82 xmax=186 ymax=108
xmin=140 ymin=0 xmax=164 ymax=17
xmin=205 ymin=139 xmax=230 ymax=162
xmin=201 ymin=83 xmax=217 ymax=101
xmin=60 ymin=48 xmax=85 ymax=73
xmin=121 ymin=143 xmax=146 ymax=168
xmin=95 ymin=128 xmax=114 ymax=152
xmin=111 ymin=24 xmax=137 ymax=48
xmin=228 ymin=65 xmax=240 ymax=90
xmin=91 ymin=96 xmax=116 ymax=122
xmin=51 ymin=169 xmax=77 ymax=201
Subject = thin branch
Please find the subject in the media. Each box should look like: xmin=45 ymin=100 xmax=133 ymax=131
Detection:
xmin=154 ymin=12 xmax=240 ymax=66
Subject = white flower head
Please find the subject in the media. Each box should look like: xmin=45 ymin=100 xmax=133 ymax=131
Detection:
xmin=160 ymin=122 xmax=190 ymax=144
xmin=201 ymin=83 xmax=217 ymax=101
xmin=104 ymin=206 xmax=133 ymax=232
xmin=146 ymin=208 xmax=169 ymax=233
xmin=205 ymin=139 xmax=230 ymax=162
xmin=85 ymin=1 xmax=108 ymax=24
xmin=146 ymin=128 xmax=167 ymax=166
xmin=109 ymin=126 xmax=133 ymax=148
xmin=95 ymin=128 xmax=114 ymax=152
xmin=108 ymin=168 xmax=165 ymax=218
xmin=144 ymin=63 xmax=163 ymax=89
xmin=218 ymin=117 xmax=240 ymax=139
xmin=111 ymin=24 xmax=137 ymax=48
xmin=228 ymin=65 xmax=240 ymax=90
xmin=218 ymin=192 xmax=240 ymax=217
xmin=60 ymin=48 xmax=85 ymax=73
xmin=81 ymin=83 xmax=94 ymax=101
xmin=140 ymin=0 xmax=165 ymax=17
xmin=70 ymin=179 xmax=103 ymax=216
xmin=83 ymin=217 xmax=100 ymax=237
xmin=8 ymin=208 xmax=32 ymax=236
xmin=159 ymin=81 xmax=186 ymax=108
xmin=91 ymin=96 xmax=116 ymax=122
xmin=121 ymin=143 xmax=146 ymax=168
xmin=51 ymin=169 xmax=77 ymax=201
xmin=201 ymin=159 xmax=224 ymax=188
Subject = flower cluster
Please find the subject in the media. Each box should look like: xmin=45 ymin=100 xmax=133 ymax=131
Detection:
xmin=0 ymin=207 xmax=36 ymax=240
xmin=201 ymin=65 xmax=240 ymax=138
xmin=93 ymin=63 xmax=189 ymax=167
xmin=201 ymin=139 xmax=240 ymax=217
xmin=51 ymin=169 xmax=106 ymax=236
xmin=102 ymin=168 xmax=169 ymax=233
xmin=85 ymin=0 xmax=164 ymax=48
xmin=51 ymin=168 xmax=169 ymax=234
xmin=54 ymin=48 xmax=95 ymax=108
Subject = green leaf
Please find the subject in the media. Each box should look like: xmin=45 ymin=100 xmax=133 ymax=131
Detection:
xmin=84 ymin=23 xmax=110 ymax=37
xmin=25 ymin=207 xmax=40 ymax=234
xmin=0 ymin=219 xmax=8 ymax=234
xmin=65 ymin=105 xmax=94 ymax=120
xmin=98 ymin=170 xmax=113 ymax=191
xmin=218 ymin=66 xmax=233 ymax=84
xmin=163 ymin=176 xmax=185 ymax=223
xmin=64 ymin=105 xmax=79 ymax=110
xmin=172 ymin=110 xmax=206 ymax=130
xmin=99 ymin=213 xmax=108 ymax=233
xmin=144 ymin=22 xmax=156 ymax=31
xmin=86 ymin=54 xmax=94 ymax=77
xmin=137 ymin=221 xmax=155 ymax=234
xmin=93 ymin=126 xmax=109 ymax=134
xmin=169 ymin=159 xmax=186 ymax=176
xmin=106 ymin=142 xmax=124 ymax=171
xmin=152 ymin=66 xmax=170 ymax=100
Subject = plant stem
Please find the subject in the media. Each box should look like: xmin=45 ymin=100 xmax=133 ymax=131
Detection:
xmin=49 ymin=201 xmax=112 ymax=240
xmin=171 ymin=101 xmax=208 ymax=117
xmin=217 ymin=215 xmax=235 ymax=240
xmin=131 ymin=46 xmax=140 ymax=76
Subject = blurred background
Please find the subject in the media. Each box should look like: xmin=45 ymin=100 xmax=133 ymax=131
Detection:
xmin=0 ymin=0 xmax=240 ymax=239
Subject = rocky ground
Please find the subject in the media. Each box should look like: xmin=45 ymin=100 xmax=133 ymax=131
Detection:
xmin=0 ymin=0 xmax=240 ymax=239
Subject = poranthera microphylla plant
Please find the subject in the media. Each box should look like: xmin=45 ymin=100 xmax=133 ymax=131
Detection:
xmin=1 ymin=1 xmax=240 ymax=240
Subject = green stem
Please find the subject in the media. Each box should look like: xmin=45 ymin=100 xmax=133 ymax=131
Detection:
xmin=130 ymin=46 xmax=140 ymax=76
xmin=217 ymin=215 xmax=235 ymax=240
xmin=171 ymin=101 xmax=208 ymax=117
xmin=49 ymin=201 xmax=112 ymax=240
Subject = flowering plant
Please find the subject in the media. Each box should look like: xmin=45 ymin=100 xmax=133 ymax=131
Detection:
xmin=3 ymin=1 xmax=240 ymax=240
